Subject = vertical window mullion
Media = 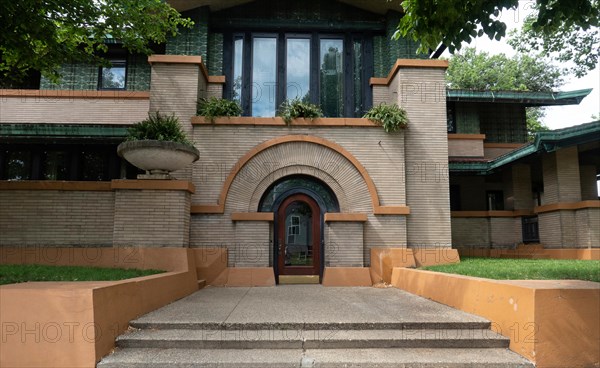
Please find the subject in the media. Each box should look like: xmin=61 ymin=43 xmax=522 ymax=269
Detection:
xmin=344 ymin=33 xmax=353 ymax=118
xmin=363 ymin=34 xmax=374 ymax=114
xmin=310 ymin=32 xmax=319 ymax=106
xmin=242 ymin=32 xmax=252 ymax=116
xmin=277 ymin=33 xmax=286 ymax=110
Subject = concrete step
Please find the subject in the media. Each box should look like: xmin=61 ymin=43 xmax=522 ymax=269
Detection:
xmin=117 ymin=328 xmax=510 ymax=349
xmin=97 ymin=347 xmax=534 ymax=367
xmin=129 ymin=320 xmax=492 ymax=331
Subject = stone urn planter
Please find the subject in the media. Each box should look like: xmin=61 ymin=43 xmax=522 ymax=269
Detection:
xmin=117 ymin=140 xmax=199 ymax=178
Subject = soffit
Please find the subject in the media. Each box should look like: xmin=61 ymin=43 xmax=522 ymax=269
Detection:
xmin=168 ymin=0 xmax=403 ymax=14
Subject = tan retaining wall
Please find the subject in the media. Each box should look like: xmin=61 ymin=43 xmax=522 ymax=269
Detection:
xmin=0 ymin=247 xmax=198 ymax=368
xmin=391 ymin=268 xmax=600 ymax=368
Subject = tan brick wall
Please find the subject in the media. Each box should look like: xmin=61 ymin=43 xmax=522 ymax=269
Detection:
xmin=207 ymin=83 xmax=223 ymax=99
xmin=363 ymin=214 xmax=407 ymax=264
xmin=447 ymin=139 xmax=484 ymax=157
xmin=231 ymin=221 xmax=270 ymax=267
xmin=580 ymin=165 xmax=599 ymax=200
xmin=542 ymin=147 xmax=582 ymax=204
xmin=538 ymin=210 xmax=579 ymax=248
xmin=0 ymin=97 xmax=148 ymax=124
xmin=0 ymin=190 xmax=114 ymax=246
xmin=451 ymin=218 xmax=490 ymax=247
xmin=192 ymin=126 xmax=406 ymax=208
xmin=490 ymin=217 xmax=519 ymax=247
xmin=326 ymin=222 xmax=364 ymax=267
xmin=576 ymin=208 xmax=599 ymax=248
xmin=395 ymin=68 xmax=451 ymax=247
xmin=505 ymin=164 xmax=533 ymax=210
xmin=113 ymin=189 xmax=191 ymax=247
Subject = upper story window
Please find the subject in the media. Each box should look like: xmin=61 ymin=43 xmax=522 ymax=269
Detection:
xmin=224 ymin=32 xmax=373 ymax=118
xmin=99 ymin=59 xmax=127 ymax=90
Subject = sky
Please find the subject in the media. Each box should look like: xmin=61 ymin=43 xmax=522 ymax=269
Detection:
xmin=442 ymin=2 xmax=599 ymax=130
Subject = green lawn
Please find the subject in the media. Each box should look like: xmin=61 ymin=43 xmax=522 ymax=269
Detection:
xmin=422 ymin=257 xmax=600 ymax=282
xmin=0 ymin=264 xmax=164 ymax=285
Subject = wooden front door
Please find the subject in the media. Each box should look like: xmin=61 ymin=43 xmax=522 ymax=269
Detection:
xmin=277 ymin=194 xmax=320 ymax=276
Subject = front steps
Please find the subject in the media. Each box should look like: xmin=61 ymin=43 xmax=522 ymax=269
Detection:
xmin=97 ymin=287 xmax=533 ymax=367
xmin=99 ymin=322 xmax=532 ymax=367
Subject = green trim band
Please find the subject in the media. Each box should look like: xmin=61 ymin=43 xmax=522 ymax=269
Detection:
xmin=447 ymin=88 xmax=592 ymax=106
xmin=0 ymin=124 xmax=128 ymax=139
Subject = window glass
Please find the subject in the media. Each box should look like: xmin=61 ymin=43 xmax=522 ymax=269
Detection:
xmin=286 ymin=38 xmax=310 ymax=101
xmin=320 ymin=39 xmax=344 ymax=117
xmin=233 ymin=37 xmax=244 ymax=104
xmin=353 ymin=39 xmax=363 ymax=116
xmin=43 ymin=151 xmax=69 ymax=180
xmin=259 ymin=175 xmax=339 ymax=212
xmin=252 ymin=37 xmax=277 ymax=117
xmin=5 ymin=151 xmax=31 ymax=180
xmin=100 ymin=60 xmax=126 ymax=89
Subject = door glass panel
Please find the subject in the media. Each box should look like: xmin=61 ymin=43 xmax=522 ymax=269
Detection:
xmin=252 ymin=37 xmax=277 ymax=117
xmin=284 ymin=201 xmax=313 ymax=266
xmin=320 ymin=39 xmax=344 ymax=117
xmin=286 ymin=38 xmax=310 ymax=101
xmin=233 ymin=37 xmax=244 ymax=105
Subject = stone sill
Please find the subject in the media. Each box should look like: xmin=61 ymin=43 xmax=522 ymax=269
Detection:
xmin=191 ymin=116 xmax=380 ymax=127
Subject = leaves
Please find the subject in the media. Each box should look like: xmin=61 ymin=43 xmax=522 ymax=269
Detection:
xmin=363 ymin=103 xmax=408 ymax=133
xmin=446 ymin=48 xmax=564 ymax=91
xmin=196 ymin=97 xmax=243 ymax=123
xmin=0 ymin=0 xmax=192 ymax=83
xmin=277 ymin=99 xmax=323 ymax=124
xmin=395 ymin=0 xmax=598 ymax=77
xmin=126 ymin=112 xmax=193 ymax=146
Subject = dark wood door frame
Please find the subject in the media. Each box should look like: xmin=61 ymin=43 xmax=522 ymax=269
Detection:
xmin=272 ymin=189 xmax=325 ymax=282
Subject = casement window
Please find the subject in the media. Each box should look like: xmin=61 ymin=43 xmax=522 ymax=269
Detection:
xmin=98 ymin=59 xmax=127 ymax=90
xmin=224 ymin=32 xmax=373 ymax=118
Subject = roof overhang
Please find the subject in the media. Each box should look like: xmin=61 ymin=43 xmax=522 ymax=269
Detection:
xmin=447 ymin=89 xmax=593 ymax=107
xmin=450 ymin=121 xmax=600 ymax=174
xmin=167 ymin=0 xmax=403 ymax=14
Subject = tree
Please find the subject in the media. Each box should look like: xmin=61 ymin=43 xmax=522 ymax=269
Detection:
xmin=446 ymin=48 xmax=566 ymax=139
xmin=395 ymin=0 xmax=598 ymax=75
xmin=0 ymin=0 xmax=192 ymax=84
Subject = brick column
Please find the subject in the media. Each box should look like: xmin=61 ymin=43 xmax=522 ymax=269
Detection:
xmin=539 ymin=147 xmax=581 ymax=248
xmin=392 ymin=60 xmax=451 ymax=248
xmin=148 ymin=55 xmax=208 ymax=181
xmin=112 ymin=180 xmax=193 ymax=247
xmin=504 ymin=164 xmax=533 ymax=210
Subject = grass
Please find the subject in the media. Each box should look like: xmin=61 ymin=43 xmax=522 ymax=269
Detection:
xmin=422 ymin=257 xmax=600 ymax=282
xmin=0 ymin=264 xmax=164 ymax=285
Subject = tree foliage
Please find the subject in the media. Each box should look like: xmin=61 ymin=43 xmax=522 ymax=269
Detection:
xmin=395 ymin=0 xmax=598 ymax=76
xmin=446 ymin=48 xmax=564 ymax=91
xmin=446 ymin=48 xmax=566 ymax=139
xmin=0 ymin=0 xmax=192 ymax=83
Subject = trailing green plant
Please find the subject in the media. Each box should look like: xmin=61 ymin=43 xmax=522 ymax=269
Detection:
xmin=277 ymin=98 xmax=323 ymax=124
xmin=196 ymin=97 xmax=242 ymax=122
xmin=363 ymin=103 xmax=409 ymax=133
xmin=126 ymin=111 xmax=193 ymax=146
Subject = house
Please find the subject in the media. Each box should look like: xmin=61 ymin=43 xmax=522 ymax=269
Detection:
xmin=1 ymin=0 xmax=598 ymax=284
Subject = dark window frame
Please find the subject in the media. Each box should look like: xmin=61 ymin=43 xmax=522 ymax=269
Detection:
xmin=223 ymin=31 xmax=374 ymax=118
xmin=98 ymin=58 xmax=128 ymax=91
xmin=486 ymin=190 xmax=504 ymax=211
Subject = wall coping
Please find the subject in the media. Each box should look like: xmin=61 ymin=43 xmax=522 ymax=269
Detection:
xmin=535 ymin=200 xmax=600 ymax=214
xmin=370 ymin=58 xmax=449 ymax=86
xmin=0 ymin=180 xmax=195 ymax=193
xmin=148 ymin=54 xmax=226 ymax=85
xmin=0 ymin=89 xmax=149 ymax=99
xmin=231 ymin=212 xmax=274 ymax=221
xmin=192 ymin=116 xmax=379 ymax=127
xmin=374 ymin=206 xmax=411 ymax=215
xmin=451 ymin=210 xmax=534 ymax=218
xmin=110 ymin=179 xmax=195 ymax=193
xmin=324 ymin=213 xmax=368 ymax=222
xmin=448 ymin=134 xmax=486 ymax=140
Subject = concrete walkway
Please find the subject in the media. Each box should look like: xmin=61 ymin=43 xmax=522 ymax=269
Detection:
xmin=133 ymin=285 xmax=489 ymax=328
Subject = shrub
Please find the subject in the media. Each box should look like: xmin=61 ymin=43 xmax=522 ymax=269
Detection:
xmin=126 ymin=111 xmax=193 ymax=146
xmin=196 ymin=97 xmax=242 ymax=122
xmin=277 ymin=98 xmax=323 ymax=124
xmin=363 ymin=103 xmax=409 ymax=133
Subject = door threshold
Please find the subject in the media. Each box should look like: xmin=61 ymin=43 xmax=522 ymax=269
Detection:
xmin=278 ymin=275 xmax=320 ymax=285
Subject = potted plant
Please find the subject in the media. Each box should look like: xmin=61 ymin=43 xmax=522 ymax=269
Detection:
xmin=363 ymin=103 xmax=409 ymax=133
xmin=117 ymin=112 xmax=199 ymax=178
xmin=277 ymin=98 xmax=323 ymax=124
xmin=196 ymin=97 xmax=242 ymax=123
